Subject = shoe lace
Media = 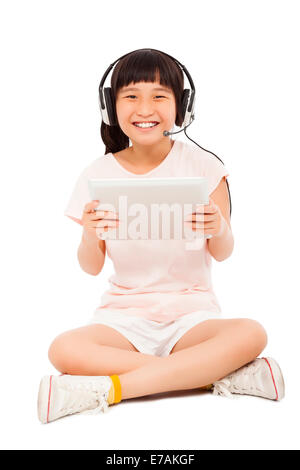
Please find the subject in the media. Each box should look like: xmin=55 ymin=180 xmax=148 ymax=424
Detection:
xmin=212 ymin=360 xmax=262 ymax=399
xmin=59 ymin=379 xmax=110 ymax=416
xmin=212 ymin=378 xmax=236 ymax=399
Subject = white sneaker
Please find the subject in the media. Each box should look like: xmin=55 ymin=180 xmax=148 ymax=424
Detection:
xmin=37 ymin=374 xmax=113 ymax=424
xmin=212 ymin=357 xmax=285 ymax=401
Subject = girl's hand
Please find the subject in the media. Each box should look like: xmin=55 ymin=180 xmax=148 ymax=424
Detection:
xmin=82 ymin=200 xmax=120 ymax=243
xmin=184 ymin=197 xmax=226 ymax=239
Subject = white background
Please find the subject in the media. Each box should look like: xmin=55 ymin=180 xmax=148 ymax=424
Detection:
xmin=1 ymin=0 xmax=299 ymax=450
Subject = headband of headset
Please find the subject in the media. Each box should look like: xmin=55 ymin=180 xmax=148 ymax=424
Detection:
xmin=98 ymin=48 xmax=195 ymax=128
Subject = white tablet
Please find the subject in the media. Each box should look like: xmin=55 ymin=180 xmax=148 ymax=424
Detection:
xmin=88 ymin=176 xmax=211 ymax=240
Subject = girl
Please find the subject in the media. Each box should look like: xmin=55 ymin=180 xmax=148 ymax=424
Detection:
xmin=38 ymin=49 xmax=285 ymax=424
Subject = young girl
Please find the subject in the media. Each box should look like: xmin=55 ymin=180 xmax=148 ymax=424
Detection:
xmin=38 ymin=49 xmax=285 ymax=424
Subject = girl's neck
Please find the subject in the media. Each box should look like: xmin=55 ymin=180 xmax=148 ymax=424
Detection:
xmin=127 ymin=139 xmax=174 ymax=167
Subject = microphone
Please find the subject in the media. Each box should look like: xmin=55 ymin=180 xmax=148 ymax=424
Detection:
xmin=163 ymin=128 xmax=185 ymax=136
xmin=163 ymin=114 xmax=195 ymax=136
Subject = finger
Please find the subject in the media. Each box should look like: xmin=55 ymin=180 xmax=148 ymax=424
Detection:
xmin=184 ymin=221 xmax=216 ymax=229
xmin=89 ymin=210 xmax=106 ymax=220
xmin=195 ymin=205 xmax=218 ymax=214
xmin=97 ymin=224 xmax=119 ymax=232
xmin=90 ymin=210 xmax=119 ymax=221
xmin=84 ymin=200 xmax=100 ymax=214
xmin=94 ymin=219 xmax=120 ymax=228
xmin=196 ymin=198 xmax=218 ymax=213
xmin=102 ymin=210 xmax=119 ymax=219
xmin=185 ymin=213 xmax=216 ymax=222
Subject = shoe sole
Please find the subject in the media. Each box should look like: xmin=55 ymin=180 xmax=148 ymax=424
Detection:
xmin=262 ymin=357 xmax=285 ymax=401
xmin=37 ymin=375 xmax=53 ymax=424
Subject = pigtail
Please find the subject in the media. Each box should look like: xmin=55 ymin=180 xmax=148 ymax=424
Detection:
xmin=101 ymin=121 xmax=129 ymax=155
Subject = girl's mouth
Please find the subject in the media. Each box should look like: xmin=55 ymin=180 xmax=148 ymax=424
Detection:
xmin=132 ymin=122 xmax=160 ymax=132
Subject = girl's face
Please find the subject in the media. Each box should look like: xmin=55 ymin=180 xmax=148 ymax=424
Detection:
xmin=115 ymin=80 xmax=177 ymax=144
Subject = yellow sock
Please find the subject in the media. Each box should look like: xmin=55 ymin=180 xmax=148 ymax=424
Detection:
xmin=107 ymin=375 xmax=122 ymax=405
xmin=200 ymin=384 xmax=213 ymax=391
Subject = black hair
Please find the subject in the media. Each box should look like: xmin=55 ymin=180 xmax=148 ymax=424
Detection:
xmin=100 ymin=49 xmax=184 ymax=155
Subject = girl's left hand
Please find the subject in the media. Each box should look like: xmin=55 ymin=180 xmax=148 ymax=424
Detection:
xmin=184 ymin=197 xmax=226 ymax=238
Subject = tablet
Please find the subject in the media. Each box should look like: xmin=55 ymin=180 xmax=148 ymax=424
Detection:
xmin=88 ymin=176 xmax=211 ymax=240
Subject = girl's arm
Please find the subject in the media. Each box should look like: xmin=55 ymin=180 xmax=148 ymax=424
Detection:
xmin=207 ymin=176 xmax=234 ymax=262
xmin=207 ymin=220 xmax=234 ymax=262
xmin=77 ymin=233 xmax=106 ymax=275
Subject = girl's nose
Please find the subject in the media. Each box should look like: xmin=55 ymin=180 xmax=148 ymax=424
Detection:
xmin=136 ymin=100 xmax=155 ymax=114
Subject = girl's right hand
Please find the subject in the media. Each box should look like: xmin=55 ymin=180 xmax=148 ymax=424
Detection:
xmin=82 ymin=200 xmax=119 ymax=244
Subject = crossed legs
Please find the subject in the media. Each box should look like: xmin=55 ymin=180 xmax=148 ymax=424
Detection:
xmin=48 ymin=318 xmax=268 ymax=401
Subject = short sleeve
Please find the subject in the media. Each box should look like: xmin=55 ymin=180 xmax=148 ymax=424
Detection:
xmin=64 ymin=167 xmax=91 ymax=225
xmin=203 ymin=153 xmax=230 ymax=196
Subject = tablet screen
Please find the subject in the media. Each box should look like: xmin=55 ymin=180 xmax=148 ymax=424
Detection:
xmin=88 ymin=177 xmax=210 ymax=241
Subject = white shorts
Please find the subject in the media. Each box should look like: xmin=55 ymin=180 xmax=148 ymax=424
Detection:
xmin=87 ymin=309 xmax=222 ymax=357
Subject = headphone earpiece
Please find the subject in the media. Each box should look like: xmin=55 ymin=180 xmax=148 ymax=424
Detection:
xmin=104 ymin=88 xmax=118 ymax=126
xmin=180 ymin=89 xmax=190 ymax=127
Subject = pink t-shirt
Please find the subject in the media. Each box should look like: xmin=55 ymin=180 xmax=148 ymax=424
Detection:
xmin=64 ymin=139 xmax=230 ymax=323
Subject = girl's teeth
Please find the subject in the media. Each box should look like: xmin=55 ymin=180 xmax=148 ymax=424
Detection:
xmin=134 ymin=123 xmax=158 ymax=128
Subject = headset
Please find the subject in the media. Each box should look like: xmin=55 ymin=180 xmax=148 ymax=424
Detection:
xmin=98 ymin=48 xmax=232 ymax=217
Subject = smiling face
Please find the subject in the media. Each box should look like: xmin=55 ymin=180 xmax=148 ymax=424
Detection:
xmin=115 ymin=79 xmax=177 ymax=145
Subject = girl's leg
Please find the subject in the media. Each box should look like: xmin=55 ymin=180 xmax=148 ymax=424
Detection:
xmin=119 ymin=318 xmax=268 ymax=399
xmin=48 ymin=324 xmax=162 ymax=375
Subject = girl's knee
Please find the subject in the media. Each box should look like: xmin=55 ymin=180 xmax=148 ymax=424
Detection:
xmin=48 ymin=332 xmax=73 ymax=373
xmin=238 ymin=318 xmax=268 ymax=355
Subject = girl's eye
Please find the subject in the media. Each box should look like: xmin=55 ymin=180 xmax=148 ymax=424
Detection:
xmin=125 ymin=95 xmax=166 ymax=99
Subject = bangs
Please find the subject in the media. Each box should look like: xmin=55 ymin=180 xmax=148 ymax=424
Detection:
xmin=111 ymin=49 xmax=183 ymax=99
